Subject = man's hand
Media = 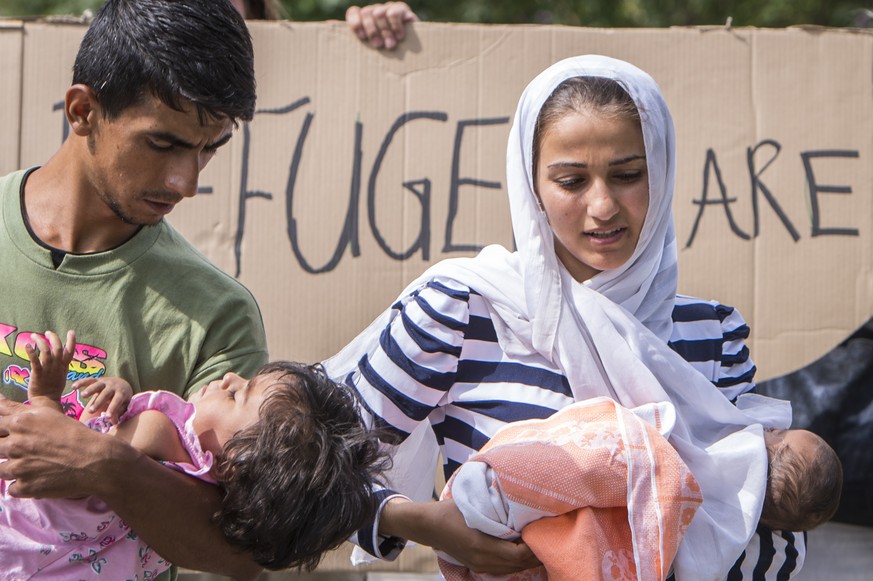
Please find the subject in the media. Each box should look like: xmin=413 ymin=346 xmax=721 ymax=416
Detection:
xmin=346 ymin=2 xmax=418 ymax=50
xmin=0 ymin=395 xmax=124 ymax=499
xmin=381 ymin=497 xmax=541 ymax=574
xmin=0 ymin=394 xmax=262 ymax=579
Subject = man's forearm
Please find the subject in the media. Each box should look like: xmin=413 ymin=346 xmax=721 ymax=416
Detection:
xmin=95 ymin=439 xmax=263 ymax=579
xmin=0 ymin=401 xmax=261 ymax=580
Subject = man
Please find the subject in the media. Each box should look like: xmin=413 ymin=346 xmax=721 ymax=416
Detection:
xmin=0 ymin=0 xmax=267 ymax=579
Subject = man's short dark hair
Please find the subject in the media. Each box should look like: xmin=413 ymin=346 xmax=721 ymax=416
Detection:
xmin=213 ymin=361 xmax=388 ymax=571
xmin=73 ymin=0 xmax=256 ymax=123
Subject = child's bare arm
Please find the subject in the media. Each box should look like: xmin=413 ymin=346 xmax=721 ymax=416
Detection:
xmin=111 ymin=409 xmax=192 ymax=465
xmin=25 ymin=330 xmax=75 ymax=412
xmin=75 ymin=376 xmax=134 ymax=424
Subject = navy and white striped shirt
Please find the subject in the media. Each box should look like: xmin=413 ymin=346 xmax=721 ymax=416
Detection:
xmin=348 ymin=278 xmax=804 ymax=579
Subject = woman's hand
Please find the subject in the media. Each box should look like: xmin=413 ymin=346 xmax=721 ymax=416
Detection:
xmin=381 ymin=497 xmax=541 ymax=574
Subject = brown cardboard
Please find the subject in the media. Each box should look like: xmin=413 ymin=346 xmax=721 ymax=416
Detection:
xmin=8 ymin=20 xmax=873 ymax=381
xmin=4 ymin=19 xmax=872 ymax=574
xmin=0 ymin=20 xmax=22 ymax=176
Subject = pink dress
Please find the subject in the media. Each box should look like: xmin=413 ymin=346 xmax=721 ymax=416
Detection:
xmin=0 ymin=391 xmax=215 ymax=580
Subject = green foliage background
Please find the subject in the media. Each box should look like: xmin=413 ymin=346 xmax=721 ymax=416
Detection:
xmin=0 ymin=0 xmax=870 ymax=28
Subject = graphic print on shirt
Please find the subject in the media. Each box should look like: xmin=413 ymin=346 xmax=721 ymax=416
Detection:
xmin=0 ymin=323 xmax=107 ymax=395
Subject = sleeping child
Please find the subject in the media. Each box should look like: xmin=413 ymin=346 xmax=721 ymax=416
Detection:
xmin=1 ymin=330 xmax=386 ymax=580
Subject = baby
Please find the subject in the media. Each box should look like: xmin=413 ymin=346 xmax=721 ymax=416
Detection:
xmin=761 ymin=426 xmax=842 ymax=531
xmin=2 ymin=330 xmax=386 ymax=579
xmin=439 ymin=398 xmax=842 ymax=580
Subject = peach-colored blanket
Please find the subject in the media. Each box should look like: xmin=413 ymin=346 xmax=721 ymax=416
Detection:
xmin=439 ymin=397 xmax=702 ymax=581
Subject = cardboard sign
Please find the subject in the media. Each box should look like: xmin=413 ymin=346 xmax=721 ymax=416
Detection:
xmin=5 ymin=20 xmax=872 ymax=380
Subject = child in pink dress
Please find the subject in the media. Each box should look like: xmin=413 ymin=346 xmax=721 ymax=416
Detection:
xmin=1 ymin=330 xmax=385 ymax=580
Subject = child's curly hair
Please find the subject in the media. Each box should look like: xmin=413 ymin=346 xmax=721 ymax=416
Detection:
xmin=212 ymin=361 xmax=388 ymax=571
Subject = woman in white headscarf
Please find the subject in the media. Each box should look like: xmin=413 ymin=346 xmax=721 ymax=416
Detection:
xmin=327 ymin=55 xmax=805 ymax=580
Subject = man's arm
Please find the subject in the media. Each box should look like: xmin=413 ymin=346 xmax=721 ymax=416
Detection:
xmin=0 ymin=398 xmax=262 ymax=580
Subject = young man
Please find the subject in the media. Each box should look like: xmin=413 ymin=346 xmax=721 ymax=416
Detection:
xmin=0 ymin=0 xmax=267 ymax=579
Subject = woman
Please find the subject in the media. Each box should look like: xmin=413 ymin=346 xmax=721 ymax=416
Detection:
xmin=326 ymin=55 xmax=804 ymax=579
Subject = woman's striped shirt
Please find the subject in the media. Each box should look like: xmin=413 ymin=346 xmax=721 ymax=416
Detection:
xmin=347 ymin=277 xmax=804 ymax=579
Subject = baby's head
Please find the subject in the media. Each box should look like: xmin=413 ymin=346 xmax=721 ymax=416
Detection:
xmin=209 ymin=361 xmax=387 ymax=571
xmin=761 ymin=428 xmax=842 ymax=531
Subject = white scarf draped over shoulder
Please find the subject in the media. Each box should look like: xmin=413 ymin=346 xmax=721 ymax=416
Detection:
xmin=326 ymin=55 xmax=786 ymax=580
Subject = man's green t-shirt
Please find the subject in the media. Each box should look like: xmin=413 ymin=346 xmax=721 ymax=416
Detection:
xmin=0 ymin=168 xmax=268 ymax=404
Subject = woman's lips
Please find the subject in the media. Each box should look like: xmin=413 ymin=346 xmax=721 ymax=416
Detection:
xmin=585 ymin=227 xmax=626 ymax=244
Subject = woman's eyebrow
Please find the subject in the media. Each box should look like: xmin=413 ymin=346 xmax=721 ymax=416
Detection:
xmin=547 ymin=161 xmax=587 ymax=168
xmin=547 ymin=154 xmax=647 ymax=170
xmin=609 ymin=154 xmax=646 ymax=166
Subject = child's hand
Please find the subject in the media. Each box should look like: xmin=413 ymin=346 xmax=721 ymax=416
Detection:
xmin=25 ymin=330 xmax=75 ymax=403
xmin=73 ymin=376 xmax=133 ymax=424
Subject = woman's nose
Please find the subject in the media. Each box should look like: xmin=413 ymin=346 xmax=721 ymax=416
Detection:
xmin=587 ymin=180 xmax=620 ymax=220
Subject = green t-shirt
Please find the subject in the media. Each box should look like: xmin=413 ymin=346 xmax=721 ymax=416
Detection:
xmin=1 ymin=168 xmax=270 ymax=580
xmin=0 ymin=168 xmax=268 ymax=403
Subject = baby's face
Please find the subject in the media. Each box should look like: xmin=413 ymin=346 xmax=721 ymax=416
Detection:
xmin=190 ymin=371 xmax=284 ymax=456
xmin=764 ymin=428 xmax=819 ymax=455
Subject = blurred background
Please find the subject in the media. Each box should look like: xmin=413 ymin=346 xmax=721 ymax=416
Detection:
xmin=1 ymin=0 xmax=872 ymax=28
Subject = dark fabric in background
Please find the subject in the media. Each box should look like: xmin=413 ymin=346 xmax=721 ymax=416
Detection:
xmin=758 ymin=317 xmax=873 ymax=527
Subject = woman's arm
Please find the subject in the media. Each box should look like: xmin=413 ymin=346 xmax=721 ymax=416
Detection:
xmin=344 ymin=280 xmax=541 ymax=572
xmin=0 ymin=399 xmax=263 ymax=580
xmin=725 ymin=524 xmax=806 ymax=580
xmin=349 ymin=280 xmax=467 ymax=441
xmin=697 ymin=299 xmax=806 ymax=579
xmin=380 ymin=497 xmax=540 ymax=573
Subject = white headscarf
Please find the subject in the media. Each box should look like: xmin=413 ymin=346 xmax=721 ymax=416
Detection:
xmin=507 ymin=54 xmax=678 ymax=351
xmin=328 ymin=55 xmax=785 ymax=579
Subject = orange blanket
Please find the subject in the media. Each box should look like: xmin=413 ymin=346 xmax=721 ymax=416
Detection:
xmin=439 ymin=398 xmax=702 ymax=581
